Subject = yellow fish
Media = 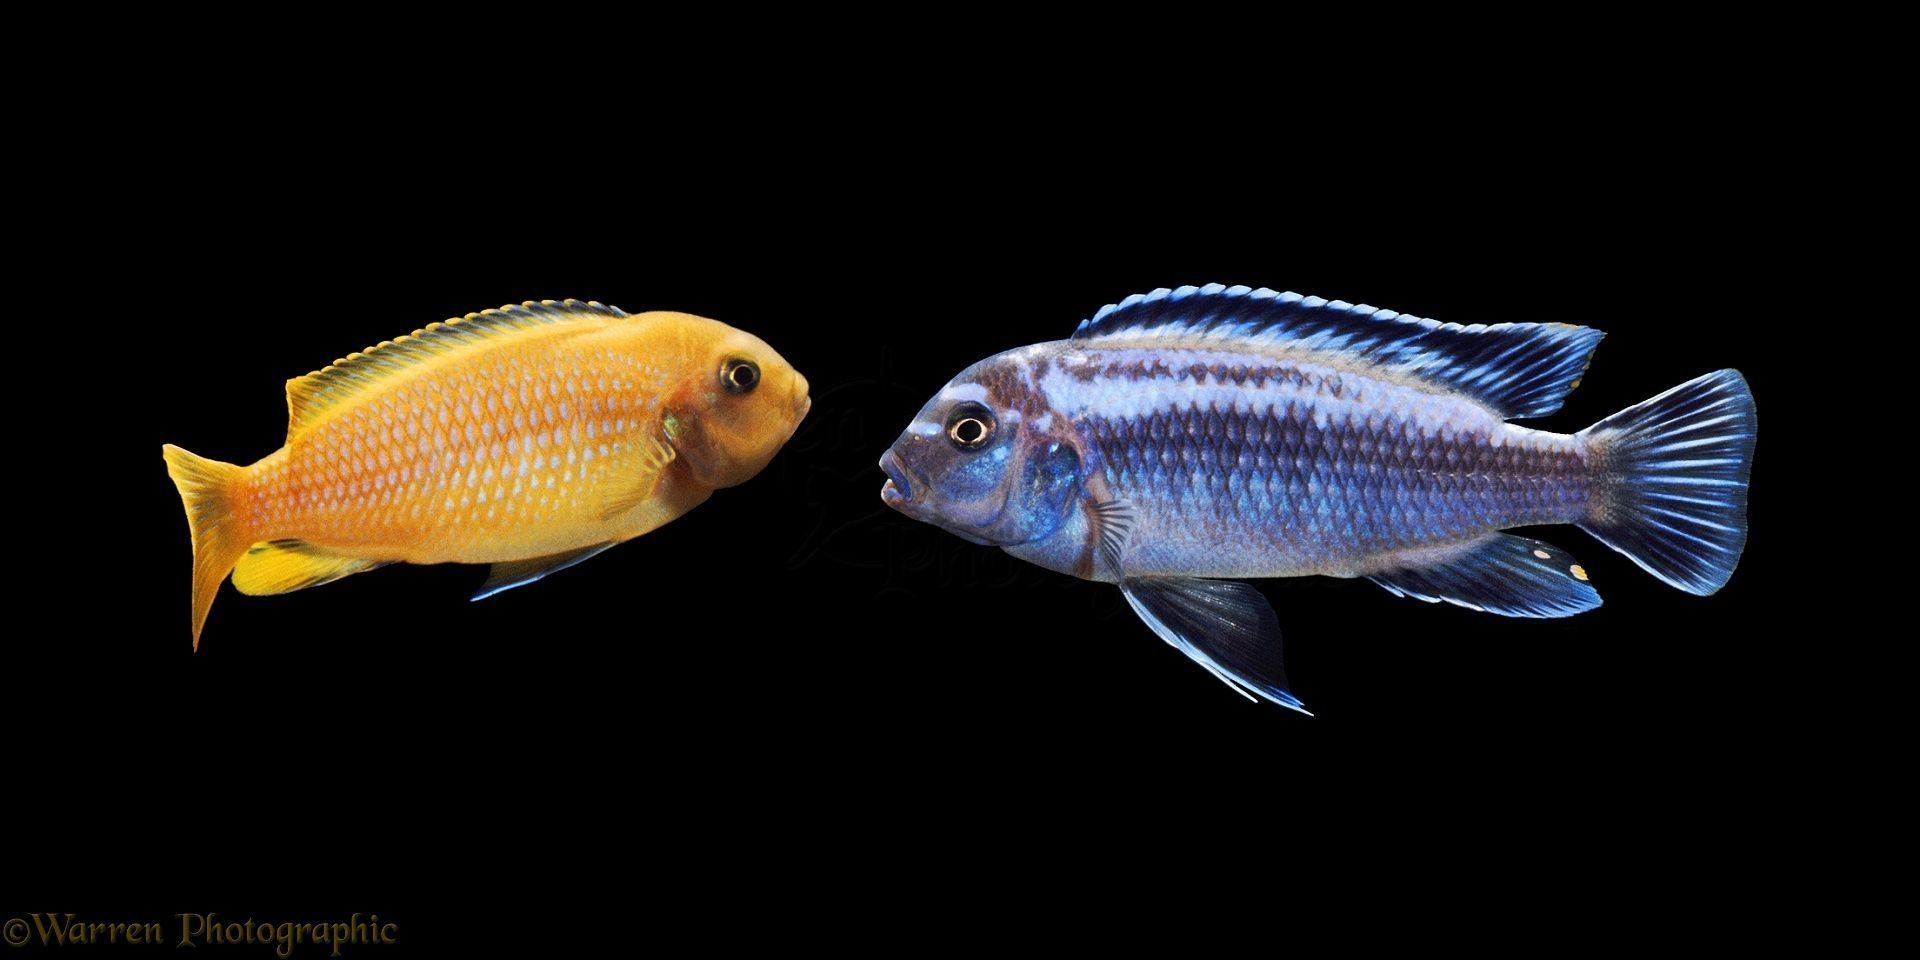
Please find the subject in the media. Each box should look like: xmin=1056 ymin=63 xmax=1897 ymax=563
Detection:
xmin=163 ymin=299 xmax=810 ymax=650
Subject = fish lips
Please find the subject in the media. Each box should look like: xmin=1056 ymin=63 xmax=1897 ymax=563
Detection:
xmin=792 ymin=376 xmax=813 ymax=421
xmin=879 ymin=450 xmax=915 ymax=508
xmin=879 ymin=450 xmax=1004 ymax=547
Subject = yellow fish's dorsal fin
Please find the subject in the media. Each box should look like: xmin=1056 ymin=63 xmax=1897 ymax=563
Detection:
xmin=232 ymin=540 xmax=389 ymax=595
xmin=284 ymin=299 xmax=630 ymax=438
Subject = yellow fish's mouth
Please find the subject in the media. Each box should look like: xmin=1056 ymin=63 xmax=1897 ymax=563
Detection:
xmin=792 ymin=374 xmax=813 ymax=422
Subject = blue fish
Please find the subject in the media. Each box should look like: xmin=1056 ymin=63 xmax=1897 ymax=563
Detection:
xmin=880 ymin=285 xmax=1757 ymax=713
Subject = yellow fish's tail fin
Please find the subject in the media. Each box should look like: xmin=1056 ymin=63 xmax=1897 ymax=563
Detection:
xmin=162 ymin=444 xmax=251 ymax=651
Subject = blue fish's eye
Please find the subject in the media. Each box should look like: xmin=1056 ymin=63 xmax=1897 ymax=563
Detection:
xmin=947 ymin=402 xmax=995 ymax=451
xmin=722 ymin=358 xmax=760 ymax=394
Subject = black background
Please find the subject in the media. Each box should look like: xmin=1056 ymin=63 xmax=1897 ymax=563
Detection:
xmin=129 ymin=196 xmax=1784 ymax=708
xmin=15 ymin=78 xmax=1823 ymax=941
xmin=131 ymin=216 xmax=1781 ymax=731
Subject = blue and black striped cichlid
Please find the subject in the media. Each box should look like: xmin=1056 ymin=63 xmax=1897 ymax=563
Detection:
xmin=879 ymin=284 xmax=1757 ymax=713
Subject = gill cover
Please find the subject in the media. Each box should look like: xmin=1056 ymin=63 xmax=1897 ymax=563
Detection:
xmin=987 ymin=439 xmax=1081 ymax=545
xmin=883 ymin=364 xmax=1083 ymax=547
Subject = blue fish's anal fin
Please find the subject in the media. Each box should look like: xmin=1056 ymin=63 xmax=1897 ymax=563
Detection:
xmin=1367 ymin=533 xmax=1601 ymax=618
xmin=472 ymin=542 xmax=617 ymax=601
xmin=1119 ymin=576 xmax=1311 ymax=714
xmin=1072 ymin=284 xmax=1604 ymax=420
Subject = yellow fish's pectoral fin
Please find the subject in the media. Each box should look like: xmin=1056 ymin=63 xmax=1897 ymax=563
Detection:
xmin=232 ymin=540 xmax=389 ymax=596
xmin=596 ymin=435 xmax=677 ymax=520
xmin=162 ymin=444 xmax=252 ymax=651
xmin=472 ymin=543 xmax=616 ymax=601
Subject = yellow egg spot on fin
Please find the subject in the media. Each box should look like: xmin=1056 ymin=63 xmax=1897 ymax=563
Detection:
xmin=1532 ymin=549 xmax=1551 ymax=559
xmin=1570 ymin=564 xmax=1589 ymax=581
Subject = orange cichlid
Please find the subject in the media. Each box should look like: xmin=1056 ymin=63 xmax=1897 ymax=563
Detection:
xmin=163 ymin=299 xmax=810 ymax=650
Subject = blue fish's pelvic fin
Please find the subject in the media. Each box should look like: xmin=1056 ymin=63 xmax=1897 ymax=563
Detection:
xmin=1578 ymin=369 xmax=1756 ymax=595
xmin=1119 ymin=576 xmax=1310 ymax=715
xmin=1073 ymin=284 xmax=1604 ymax=419
xmin=1368 ymin=533 xmax=1601 ymax=618
xmin=472 ymin=543 xmax=616 ymax=601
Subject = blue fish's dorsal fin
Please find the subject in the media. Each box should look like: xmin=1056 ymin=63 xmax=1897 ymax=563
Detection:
xmin=1072 ymin=284 xmax=1605 ymax=420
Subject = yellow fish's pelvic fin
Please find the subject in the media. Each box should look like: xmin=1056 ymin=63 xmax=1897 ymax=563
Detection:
xmin=472 ymin=543 xmax=616 ymax=601
xmin=232 ymin=540 xmax=389 ymax=596
xmin=283 ymin=299 xmax=631 ymax=438
xmin=597 ymin=435 xmax=678 ymax=520
xmin=162 ymin=444 xmax=251 ymax=651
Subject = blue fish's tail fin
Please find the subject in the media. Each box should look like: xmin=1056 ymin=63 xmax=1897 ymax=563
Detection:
xmin=1576 ymin=370 xmax=1757 ymax=595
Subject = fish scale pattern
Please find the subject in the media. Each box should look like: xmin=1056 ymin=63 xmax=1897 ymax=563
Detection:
xmin=1084 ymin=389 xmax=1592 ymax=574
xmin=241 ymin=347 xmax=663 ymax=559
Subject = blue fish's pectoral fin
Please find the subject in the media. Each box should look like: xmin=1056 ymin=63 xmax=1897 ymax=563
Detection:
xmin=1086 ymin=497 xmax=1135 ymax=574
xmin=596 ymin=435 xmax=677 ymax=521
xmin=472 ymin=543 xmax=617 ymax=601
xmin=232 ymin=540 xmax=389 ymax=596
xmin=1367 ymin=533 xmax=1601 ymax=618
xmin=1119 ymin=577 xmax=1311 ymax=715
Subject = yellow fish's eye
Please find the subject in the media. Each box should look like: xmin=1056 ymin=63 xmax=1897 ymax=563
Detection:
xmin=722 ymin=358 xmax=760 ymax=394
xmin=946 ymin=402 xmax=996 ymax=450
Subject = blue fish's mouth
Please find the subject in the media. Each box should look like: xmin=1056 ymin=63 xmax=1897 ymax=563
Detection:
xmin=880 ymin=451 xmax=913 ymax=507
xmin=879 ymin=449 xmax=1017 ymax=547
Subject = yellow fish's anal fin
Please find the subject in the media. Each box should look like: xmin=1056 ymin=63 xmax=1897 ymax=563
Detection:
xmin=284 ymin=299 xmax=632 ymax=438
xmin=597 ymin=434 xmax=678 ymax=521
xmin=472 ymin=543 xmax=617 ymax=601
xmin=232 ymin=540 xmax=389 ymax=596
